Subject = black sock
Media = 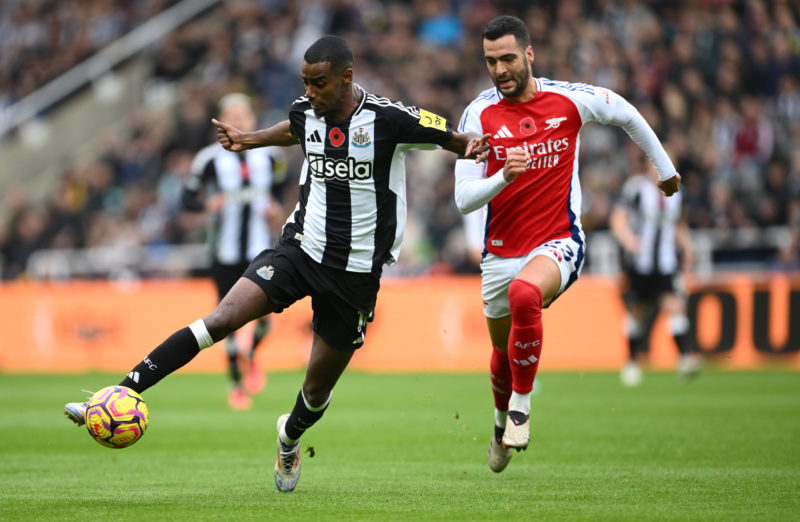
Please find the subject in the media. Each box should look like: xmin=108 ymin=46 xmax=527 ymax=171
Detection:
xmin=494 ymin=425 xmax=505 ymax=443
xmin=627 ymin=334 xmax=644 ymax=361
xmin=250 ymin=320 xmax=270 ymax=358
xmin=674 ymin=333 xmax=691 ymax=355
xmin=228 ymin=353 xmax=241 ymax=385
xmin=119 ymin=327 xmax=200 ymax=394
xmin=284 ymin=390 xmax=329 ymax=441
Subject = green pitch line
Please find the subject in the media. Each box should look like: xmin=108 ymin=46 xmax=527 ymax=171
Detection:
xmin=0 ymin=371 xmax=798 ymax=520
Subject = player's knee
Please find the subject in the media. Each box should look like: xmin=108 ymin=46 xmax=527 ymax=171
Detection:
xmin=224 ymin=337 xmax=238 ymax=356
xmin=670 ymin=314 xmax=690 ymax=335
xmin=627 ymin=316 xmax=643 ymax=339
xmin=508 ymin=279 xmax=543 ymax=320
xmin=301 ymin=384 xmax=332 ymax=410
xmin=203 ymin=308 xmax=239 ymax=342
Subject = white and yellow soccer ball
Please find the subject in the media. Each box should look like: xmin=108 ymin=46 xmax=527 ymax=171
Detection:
xmin=85 ymin=386 xmax=149 ymax=449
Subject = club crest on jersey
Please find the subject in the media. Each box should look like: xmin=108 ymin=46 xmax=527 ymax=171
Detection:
xmin=256 ymin=265 xmax=274 ymax=280
xmin=544 ymin=117 xmax=567 ymax=129
xmin=351 ymin=127 xmax=371 ymax=148
xmin=519 ymin=117 xmax=536 ymax=136
xmin=328 ymin=127 xmax=345 ymax=147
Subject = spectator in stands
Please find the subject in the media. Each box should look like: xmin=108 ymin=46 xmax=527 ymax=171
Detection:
xmin=1 ymin=0 xmax=799 ymax=277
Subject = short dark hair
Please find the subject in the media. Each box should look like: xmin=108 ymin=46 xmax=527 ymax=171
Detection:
xmin=303 ymin=35 xmax=354 ymax=72
xmin=482 ymin=15 xmax=530 ymax=49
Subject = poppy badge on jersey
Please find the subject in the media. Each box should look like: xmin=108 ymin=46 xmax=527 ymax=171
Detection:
xmin=329 ymin=128 xmax=345 ymax=147
xmin=519 ymin=117 xmax=536 ymax=136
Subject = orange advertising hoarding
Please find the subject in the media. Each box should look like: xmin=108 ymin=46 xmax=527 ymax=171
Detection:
xmin=0 ymin=274 xmax=798 ymax=373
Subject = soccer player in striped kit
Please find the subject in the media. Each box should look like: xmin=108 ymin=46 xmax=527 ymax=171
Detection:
xmin=183 ymin=93 xmax=286 ymax=410
xmin=65 ymin=35 xmax=489 ymax=492
xmin=454 ymin=16 xmax=682 ymax=472
xmin=610 ymin=153 xmax=701 ymax=387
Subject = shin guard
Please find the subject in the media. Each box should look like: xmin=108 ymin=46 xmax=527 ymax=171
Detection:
xmin=507 ymin=279 xmax=543 ymax=395
xmin=490 ymin=344 xmax=512 ymax=411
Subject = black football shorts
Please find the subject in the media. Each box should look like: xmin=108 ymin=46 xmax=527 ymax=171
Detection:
xmin=624 ymin=270 xmax=681 ymax=304
xmin=243 ymin=239 xmax=379 ymax=351
xmin=211 ymin=261 xmax=251 ymax=301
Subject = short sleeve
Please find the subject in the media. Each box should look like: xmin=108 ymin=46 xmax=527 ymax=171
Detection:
xmin=288 ymin=101 xmax=307 ymax=141
xmin=457 ymin=102 xmax=484 ymax=135
xmin=388 ymin=104 xmax=453 ymax=148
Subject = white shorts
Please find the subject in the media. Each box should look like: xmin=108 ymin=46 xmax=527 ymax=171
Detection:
xmin=481 ymin=236 xmax=585 ymax=319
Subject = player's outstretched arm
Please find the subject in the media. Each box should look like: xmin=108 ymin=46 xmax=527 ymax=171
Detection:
xmin=445 ymin=132 xmax=491 ymax=163
xmin=454 ymin=147 xmax=529 ymax=215
xmin=657 ymin=173 xmax=681 ymax=197
xmin=212 ymin=119 xmax=299 ymax=151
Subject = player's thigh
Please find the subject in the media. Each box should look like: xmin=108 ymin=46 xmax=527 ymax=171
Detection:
xmin=519 ymin=237 xmax=585 ymax=306
xmin=517 ymin=255 xmax=562 ymax=306
xmin=206 ymin=244 xmax=310 ymax=339
xmin=204 ymin=277 xmax=278 ymax=340
xmin=659 ymin=273 xmax=687 ymax=314
xmin=486 ymin=315 xmax=512 ymax=353
xmin=480 ymin=253 xmax=529 ymax=318
xmin=660 ymin=292 xmax=686 ymax=315
xmin=627 ymin=298 xmax=656 ymax=322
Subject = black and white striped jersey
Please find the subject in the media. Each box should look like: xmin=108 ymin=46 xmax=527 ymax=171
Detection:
xmin=616 ymin=174 xmax=684 ymax=275
xmin=283 ymin=84 xmax=453 ymax=273
xmin=184 ymin=143 xmax=282 ymax=265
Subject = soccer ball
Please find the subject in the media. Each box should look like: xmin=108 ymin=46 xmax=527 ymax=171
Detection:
xmin=85 ymin=386 xmax=149 ymax=449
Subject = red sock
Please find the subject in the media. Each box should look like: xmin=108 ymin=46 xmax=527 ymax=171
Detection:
xmin=490 ymin=344 xmax=511 ymax=411
xmin=507 ymin=279 xmax=543 ymax=395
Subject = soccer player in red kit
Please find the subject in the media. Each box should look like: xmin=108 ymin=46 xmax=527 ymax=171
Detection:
xmin=454 ymin=16 xmax=682 ymax=472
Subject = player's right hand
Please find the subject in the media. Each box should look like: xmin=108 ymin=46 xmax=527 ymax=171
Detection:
xmin=212 ymin=118 xmax=248 ymax=152
xmin=503 ymin=147 xmax=530 ymax=183
xmin=658 ymin=173 xmax=681 ymax=196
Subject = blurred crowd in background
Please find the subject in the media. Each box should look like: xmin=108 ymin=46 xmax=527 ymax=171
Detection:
xmin=1 ymin=0 xmax=799 ymax=280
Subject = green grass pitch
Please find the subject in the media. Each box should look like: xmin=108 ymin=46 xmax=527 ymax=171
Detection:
xmin=1 ymin=370 xmax=798 ymax=520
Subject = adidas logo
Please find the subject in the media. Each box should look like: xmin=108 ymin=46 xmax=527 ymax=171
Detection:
xmin=512 ymin=354 xmax=539 ymax=366
xmin=492 ymin=125 xmax=513 ymax=139
xmin=128 ymin=371 xmax=140 ymax=384
xmin=307 ymin=130 xmax=322 ymax=143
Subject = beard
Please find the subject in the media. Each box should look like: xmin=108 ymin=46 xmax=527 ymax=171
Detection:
xmin=495 ymin=61 xmax=531 ymax=98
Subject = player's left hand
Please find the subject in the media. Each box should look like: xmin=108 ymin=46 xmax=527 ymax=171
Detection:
xmin=212 ymin=118 xmax=249 ymax=152
xmin=465 ymin=134 xmax=491 ymax=163
xmin=658 ymin=173 xmax=681 ymax=196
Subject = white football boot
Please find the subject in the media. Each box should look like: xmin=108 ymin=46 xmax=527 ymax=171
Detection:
xmin=64 ymin=391 xmax=94 ymax=426
xmin=502 ymin=412 xmax=530 ymax=450
xmin=620 ymin=361 xmax=643 ymax=387
xmin=488 ymin=435 xmax=512 ymax=472
xmin=678 ymin=353 xmax=703 ymax=381
xmin=274 ymin=414 xmax=301 ymax=492
xmin=64 ymin=402 xmax=88 ymax=426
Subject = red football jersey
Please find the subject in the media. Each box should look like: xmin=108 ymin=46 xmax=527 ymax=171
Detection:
xmin=456 ymin=77 xmax=675 ymax=258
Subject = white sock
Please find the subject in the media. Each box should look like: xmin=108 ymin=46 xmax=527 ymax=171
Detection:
xmin=279 ymin=425 xmax=297 ymax=446
xmin=188 ymin=319 xmax=214 ymax=350
xmin=495 ymin=408 xmax=507 ymax=428
xmin=302 ymin=389 xmax=331 ymax=412
xmin=508 ymin=391 xmax=531 ymax=415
